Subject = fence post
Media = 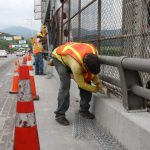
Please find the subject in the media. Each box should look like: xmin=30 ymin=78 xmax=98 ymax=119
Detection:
xmin=119 ymin=57 xmax=146 ymax=111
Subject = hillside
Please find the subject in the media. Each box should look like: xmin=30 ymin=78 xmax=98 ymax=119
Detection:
xmin=0 ymin=32 xmax=13 ymax=37
xmin=72 ymin=28 xmax=122 ymax=37
xmin=0 ymin=26 xmax=37 ymax=39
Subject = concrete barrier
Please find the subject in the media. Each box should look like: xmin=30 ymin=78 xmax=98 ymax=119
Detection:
xmin=91 ymin=93 xmax=150 ymax=150
xmin=51 ymin=66 xmax=150 ymax=150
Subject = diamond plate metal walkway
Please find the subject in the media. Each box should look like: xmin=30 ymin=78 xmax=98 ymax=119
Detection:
xmin=73 ymin=113 xmax=125 ymax=150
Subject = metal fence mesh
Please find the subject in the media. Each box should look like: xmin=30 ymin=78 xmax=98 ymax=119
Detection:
xmin=48 ymin=0 xmax=150 ymax=96
xmin=80 ymin=1 xmax=98 ymax=43
xmin=34 ymin=0 xmax=42 ymax=20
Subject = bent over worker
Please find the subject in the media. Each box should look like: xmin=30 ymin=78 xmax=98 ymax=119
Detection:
xmin=52 ymin=42 xmax=104 ymax=126
xmin=33 ymin=33 xmax=44 ymax=75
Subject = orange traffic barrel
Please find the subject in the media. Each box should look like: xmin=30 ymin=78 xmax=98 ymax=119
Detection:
xmin=14 ymin=65 xmax=40 ymax=150
xmin=27 ymin=53 xmax=39 ymax=100
xmin=9 ymin=61 xmax=19 ymax=94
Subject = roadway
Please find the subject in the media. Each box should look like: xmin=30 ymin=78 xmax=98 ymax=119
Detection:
xmin=0 ymin=54 xmax=18 ymax=150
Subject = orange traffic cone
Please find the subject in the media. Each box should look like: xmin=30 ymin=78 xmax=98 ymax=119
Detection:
xmin=22 ymin=55 xmax=27 ymax=65
xmin=27 ymin=52 xmax=33 ymax=69
xmin=27 ymin=53 xmax=39 ymax=100
xmin=14 ymin=65 xmax=40 ymax=150
xmin=9 ymin=61 xmax=19 ymax=94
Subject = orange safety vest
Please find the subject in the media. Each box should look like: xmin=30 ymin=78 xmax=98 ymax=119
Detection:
xmin=33 ymin=39 xmax=43 ymax=54
xmin=55 ymin=42 xmax=97 ymax=82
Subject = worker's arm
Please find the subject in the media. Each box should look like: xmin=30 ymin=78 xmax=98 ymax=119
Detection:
xmin=91 ymin=75 xmax=103 ymax=90
xmin=74 ymin=72 xmax=99 ymax=92
xmin=63 ymin=56 xmax=100 ymax=92
xmin=92 ymin=74 xmax=109 ymax=94
xmin=70 ymin=65 xmax=99 ymax=93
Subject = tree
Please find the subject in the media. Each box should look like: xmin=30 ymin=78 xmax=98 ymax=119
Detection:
xmin=0 ymin=39 xmax=10 ymax=50
xmin=0 ymin=39 xmax=18 ymax=52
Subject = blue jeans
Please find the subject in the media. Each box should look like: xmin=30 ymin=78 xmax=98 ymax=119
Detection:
xmin=34 ymin=53 xmax=43 ymax=75
xmin=53 ymin=58 xmax=92 ymax=118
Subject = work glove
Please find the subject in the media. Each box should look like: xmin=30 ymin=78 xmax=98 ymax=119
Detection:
xmin=99 ymin=86 xmax=109 ymax=95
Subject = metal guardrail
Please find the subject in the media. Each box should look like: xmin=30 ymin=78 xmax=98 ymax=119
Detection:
xmin=99 ymin=56 xmax=150 ymax=111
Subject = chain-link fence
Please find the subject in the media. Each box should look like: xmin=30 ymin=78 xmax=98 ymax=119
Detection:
xmin=34 ymin=0 xmax=42 ymax=20
xmin=47 ymin=0 xmax=150 ymax=97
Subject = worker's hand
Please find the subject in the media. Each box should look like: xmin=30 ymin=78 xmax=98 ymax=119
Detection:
xmin=94 ymin=80 xmax=103 ymax=88
xmin=99 ymin=87 xmax=108 ymax=95
xmin=95 ymin=83 xmax=102 ymax=88
xmin=94 ymin=82 xmax=103 ymax=92
xmin=93 ymin=85 xmax=102 ymax=93
xmin=48 ymin=59 xmax=54 ymax=66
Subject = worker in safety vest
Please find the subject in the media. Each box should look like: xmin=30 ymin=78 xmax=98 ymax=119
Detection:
xmin=51 ymin=42 xmax=106 ymax=126
xmin=33 ymin=32 xmax=44 ymax=75
xmin=41 ymin=25 xmax=47 ymax=38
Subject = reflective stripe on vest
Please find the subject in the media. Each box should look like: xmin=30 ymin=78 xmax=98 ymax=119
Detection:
xmin=33 ymin=40 xmax=43 ymax=54
xmin=84 ymin=43 xmax=96 ymax=55
xmin=57 ymin=43 xmax=96 ymax=70
xmin=62 ymin=45 xmax=83 ymax=64
xmin=55 ymin=42 xmax=97 ymax=82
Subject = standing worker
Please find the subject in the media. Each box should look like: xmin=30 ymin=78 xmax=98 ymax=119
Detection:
xmin=51 ymin=42 xmax=106 ymax=126
xmin=33 ymin=33 xmax=44 ymax=75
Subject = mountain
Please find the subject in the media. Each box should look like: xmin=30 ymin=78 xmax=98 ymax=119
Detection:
xmin=0 ymin=32 xmax=13 ymax=37
xmin=0 ymin=26 xmax=38 ymax=39
xmin=72 ymin=28 xmax=122 ymax=41
xmin=72 ymin=28 xmax=121 ymax=37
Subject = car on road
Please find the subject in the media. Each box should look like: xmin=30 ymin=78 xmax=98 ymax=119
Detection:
xmin=16 ymin=50 xmax=24 ymax=56
xmin=0 ymin=50 xmax=7 ymax=57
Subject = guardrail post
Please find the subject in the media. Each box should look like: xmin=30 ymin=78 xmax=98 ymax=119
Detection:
xmin=119 ymin=57 xmax=146 ymax=111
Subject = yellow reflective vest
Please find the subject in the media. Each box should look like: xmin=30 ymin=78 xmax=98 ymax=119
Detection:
xmin=33 ymin=38 xmax=44 ymax=54
xmin=52 ymin=42 xmax=98 ymax=82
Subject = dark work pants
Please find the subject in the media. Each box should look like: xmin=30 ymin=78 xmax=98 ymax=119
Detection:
xmin=35 ymin=53 xmax=43 ymax=75
xmin=53 ymin=58 xmax=92 ymax=118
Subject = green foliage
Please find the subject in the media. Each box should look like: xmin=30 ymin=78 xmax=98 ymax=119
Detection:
xmin=10 ymin=48 xmax=18 ymax=52
xmin=0 ymin=39 xmax=18 ymax=51
xmin=26 ymin=38 xmax=32 ymax=48
xmin=0 ymin=39 xmax=10 ymax=50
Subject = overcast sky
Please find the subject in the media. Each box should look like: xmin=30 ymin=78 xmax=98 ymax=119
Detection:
xmin=0 ymin=0 xmax=41 ymax=30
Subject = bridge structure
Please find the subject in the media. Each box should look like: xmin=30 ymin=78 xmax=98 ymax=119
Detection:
xmin=34 ymin=0 xmax=150 ymax=149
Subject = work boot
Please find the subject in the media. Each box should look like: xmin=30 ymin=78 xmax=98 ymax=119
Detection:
xmin=39 ymin=72 xmax=46 ymax=75
xmin=55 ymin=117 xmax=70 ymax=126
xmin=79 ymin=111 xmax=95 ymax=119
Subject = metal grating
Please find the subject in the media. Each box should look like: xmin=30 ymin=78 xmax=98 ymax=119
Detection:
xmin=73 ymin=112 xmax=126 ymax=150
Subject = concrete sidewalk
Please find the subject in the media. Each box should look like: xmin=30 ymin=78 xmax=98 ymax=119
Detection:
xmin=34 ymin=75 xmax=101 ymax=150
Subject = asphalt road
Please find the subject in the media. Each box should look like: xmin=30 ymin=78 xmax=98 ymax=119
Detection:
xmin=0 ymin=54 xmax=18 ymax=150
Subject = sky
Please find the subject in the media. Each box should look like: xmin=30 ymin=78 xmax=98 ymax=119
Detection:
xmin=0 ymin=0 xmax=122 ymax=31
xmin=0 ymin=0 xmax=41 ymax=30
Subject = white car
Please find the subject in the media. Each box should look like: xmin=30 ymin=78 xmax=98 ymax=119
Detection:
xmin=0 ymin=50 xmax=7 ymax=57
xmin=16 ymin=51 xmax=24 ymax=56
